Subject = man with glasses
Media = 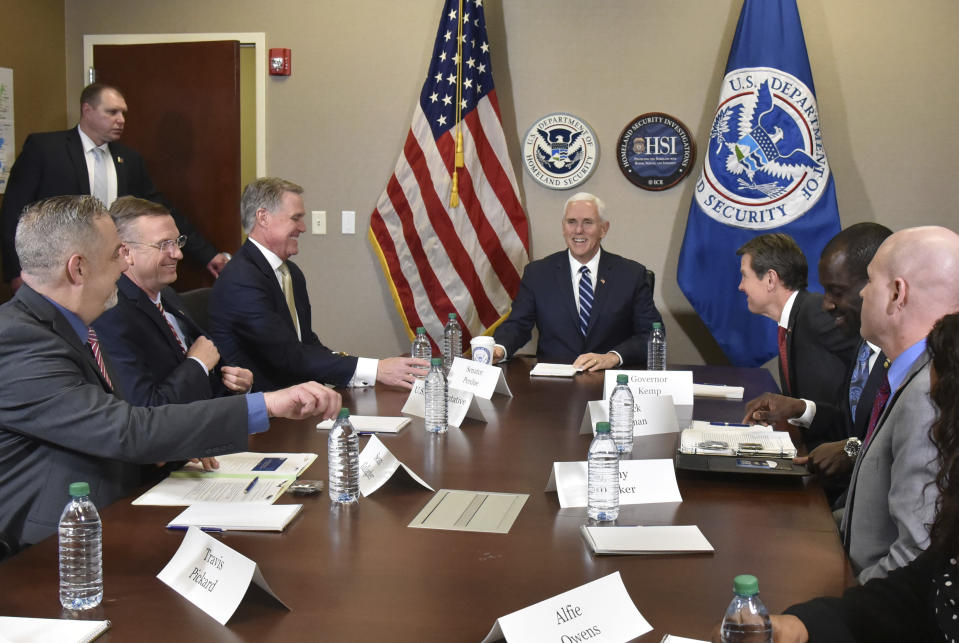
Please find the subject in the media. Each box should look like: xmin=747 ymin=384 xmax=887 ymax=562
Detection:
xmin=93 ymin=196 xmax=253 ymax=407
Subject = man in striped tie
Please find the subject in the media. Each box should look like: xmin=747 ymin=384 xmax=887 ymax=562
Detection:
xmin=493 ymin=192 xmax=662 ymax=370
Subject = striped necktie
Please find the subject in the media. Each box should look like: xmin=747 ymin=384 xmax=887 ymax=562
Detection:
xmin=156 ymin=299 xmax=187 ymax=354
xmin=578 ymin=265 xmax=593 ymax=337
xmin=87 ymin=328 xmax=113 ymax=390
xmin=848 ymin=342 xmax=873 ymax=422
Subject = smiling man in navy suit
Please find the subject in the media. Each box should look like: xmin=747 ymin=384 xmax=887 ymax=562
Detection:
xmin=493 ymin=192 xmax=662 ymax=371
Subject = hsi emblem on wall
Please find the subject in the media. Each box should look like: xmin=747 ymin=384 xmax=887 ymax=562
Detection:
xmin=523 ymin=113 xmax=598 ymax=190
xmin=697 ymin=67 xmax=830 ymax=230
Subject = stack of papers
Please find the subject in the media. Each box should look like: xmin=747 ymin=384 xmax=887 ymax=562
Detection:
xmin=580 ymin=525 xmax=714 ymax=555
xmin=316 ymin=415 xmax=410 ymax=433
xmin=678 ymin=421 xmax=797 ymax=458
xmin=0 ymin=617 xmax=110 ymax=643
xmin=529 ymin=363 xmax=581 ymax=377
xmin=692 ymin=383 xmax=744 ymax=399
xmin=167 ymin=502 xmax=302 ymax=532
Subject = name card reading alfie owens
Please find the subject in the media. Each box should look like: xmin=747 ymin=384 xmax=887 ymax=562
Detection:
xmin=157 ymin=527 xmax=289 ymax=625
xmin=481 ymin=571 xmax=651 ymax=643
xmin=447 ymin=356 xmax=512 ymax=399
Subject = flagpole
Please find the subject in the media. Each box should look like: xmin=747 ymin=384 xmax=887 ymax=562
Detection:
xmin=450 ymin=0 xmax=465 ymax=208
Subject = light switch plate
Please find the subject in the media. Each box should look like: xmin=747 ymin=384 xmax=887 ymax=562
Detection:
xmin=312 ymin=210 xmax=326 ymax=235
xmin=342 ymin=210 xmax=356 ymax=234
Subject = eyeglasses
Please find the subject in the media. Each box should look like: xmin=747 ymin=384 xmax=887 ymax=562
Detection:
xmin=124 ymin=235 xmax=187 ymax=253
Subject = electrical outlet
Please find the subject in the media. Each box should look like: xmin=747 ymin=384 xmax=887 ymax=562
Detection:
xmin=312 ymin=210 xmax=326 ymax=235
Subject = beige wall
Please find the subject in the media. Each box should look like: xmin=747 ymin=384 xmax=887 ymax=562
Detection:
xmin=60 ymin=0 xmax=959 ymax=365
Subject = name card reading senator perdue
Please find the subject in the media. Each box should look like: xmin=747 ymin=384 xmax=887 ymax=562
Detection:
xmin=481 ymin=571 xmax=651 ymax=643
xmin=157 ymin=526 xmax=289 ymax=625
xmin=447 ymin=356 xmax=512 ymax=399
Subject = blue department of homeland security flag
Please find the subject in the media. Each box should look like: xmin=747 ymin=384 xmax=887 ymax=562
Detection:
xmin=677 ymin=0 xmax=841 ymax=367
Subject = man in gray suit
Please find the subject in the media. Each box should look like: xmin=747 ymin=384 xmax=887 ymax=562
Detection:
xmin=0 ymin=195 xmax=341 ymax=558
xmin=841 ymin=225 xmax=959 ymax=582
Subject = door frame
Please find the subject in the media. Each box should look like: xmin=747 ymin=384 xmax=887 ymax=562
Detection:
xmin=83 ymin=32 xmax=265 ymax=177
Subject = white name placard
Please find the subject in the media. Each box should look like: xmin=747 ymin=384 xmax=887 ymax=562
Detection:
xmin=157 ymin=527 xmax=288 ymax=625
xmin=359 ymin=434 xmax=434 ymax=496
xmin=545 ymin=459 xmax=682 ymax=508
xmin=579 ymin=395 xmax=680 ymax=436
xmin=401 ymin=379 xmax=494 ymax=428
xmin=604 ymin=370 xmax=694 ymax=426
xmin=447 ymin=356 xmax=512 ymax=399
xmin=481 ymin=571 xmax=651 ymax=643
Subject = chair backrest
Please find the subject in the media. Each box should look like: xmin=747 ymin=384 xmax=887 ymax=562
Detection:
xmin=645 ymin=269 xmax=655 ymax=297
xmin=177 ymin=287 xmax=212 ymax=331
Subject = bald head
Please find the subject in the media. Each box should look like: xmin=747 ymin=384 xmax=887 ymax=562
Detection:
xmin=860 ymin=226 xmax=959 ymax=359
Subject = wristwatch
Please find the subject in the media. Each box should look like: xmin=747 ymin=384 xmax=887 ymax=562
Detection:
xmin=844 ymin=437 xmax=862 ymax=460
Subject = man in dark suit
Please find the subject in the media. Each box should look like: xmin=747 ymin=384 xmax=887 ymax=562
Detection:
xmin=93 ymin=197 xmax=253 ymax=407
xmin=492 ymin=192 xmax=662 ymax=371
xmin=209 ymin=177 xmax=426 ymax=392
xmin=0 ymin=83 xmax=231 ymax=289
xmin=736 ymin=233 xmax=856 ymax=422
xmin=0 ymin=195 xmax=340 ymax=557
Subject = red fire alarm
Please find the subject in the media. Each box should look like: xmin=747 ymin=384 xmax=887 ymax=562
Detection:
xmin=269 ymin=48 xmax=291 ymax=76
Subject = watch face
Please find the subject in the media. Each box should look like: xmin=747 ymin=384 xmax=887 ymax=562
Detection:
xmin=844 ymin=438 xmax=861 ymax=458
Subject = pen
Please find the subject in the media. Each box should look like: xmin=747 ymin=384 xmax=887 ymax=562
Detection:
xmin=709 ymin=421 xmax=750 ymax=428
xmin=167 ymin=526 xmax=224 ymax=533
xmin=244 ymin=476 xmax=259 ymax=494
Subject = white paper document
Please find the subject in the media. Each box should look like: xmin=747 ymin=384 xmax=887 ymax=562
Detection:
xmin=529 ymin=362 xmax=581 ymax=377
xmin=132 ymin=476 xmax=291 ymax=506
xmin=679 ymin=421 xmax=797 ymax=458
xmin=580 ymin=525 xmax=714 ymax=555
xmin=316 ymin=415 xmax=410 ymax=434
xmin=481 ymin=571 xmax=651 ymax=643
xmin=579 ymin=395 xmax=679 ymax=436
xmin=409 ymin=489 xmax=528 ymax=534
xmin=167 ymin=502 xmax=303 ymax=532
xmin=545 ymin=459 xmax=682 ymax=508
xmin=157 ymin=527 xmax=289 ymax=625
xmin=175 ymin=452 xmax=317 ymax=479
xmin=662 ymin=637 xmax=709 ymax=643
xmin=0 ymin=617 xmax=110 ymax=643
xmin=693 ymin=383 xmax=744 ymax=399
xmin=358 ymin=434 xmax=434 ymax=496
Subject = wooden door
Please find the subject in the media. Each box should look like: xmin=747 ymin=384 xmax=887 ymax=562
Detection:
xmin=93 ymin=41 xmax=241 ymax=290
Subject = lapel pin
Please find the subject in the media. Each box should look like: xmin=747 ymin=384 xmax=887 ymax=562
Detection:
xmin=116 ymin=156 xmax=124 ymax=164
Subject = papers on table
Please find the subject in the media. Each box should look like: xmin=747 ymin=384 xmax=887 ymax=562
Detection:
xmin=0 ymin=617 xmax=110 ymax=643
xmin=662 ymin=637 xmax=709 ymax=643
xmin=693 ymin=383 xmax=744 ymax=399
xmin=580 ymin=525 xmax=714 ymax=555
xmin=679 ymin=420 xmax=797 ymax=458
xmin=176 ymin=452 xmax=316 ymax=478
xmin=167 ymin=502 xmax=303 ymax=532
xmin=546 ymin=459 xmax=682 ymax=508
xmin=409 ymin=489 xmax=528 ymax=534
xmin=316 ymin=415 xmax=410 ymax=434
xmin=529 ymin=362 xmax=581 ymax=377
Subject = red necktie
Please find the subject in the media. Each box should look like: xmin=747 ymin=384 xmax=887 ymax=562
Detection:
xmin=87 ymin=328 xmax=113 ymax=390
xmin=863 ymin=367 xmax=891 ymax=447
xmin=157 ymin=299 xmax=187 ymax=354
xmin=777 ymin=326 xmax=791 ymax=394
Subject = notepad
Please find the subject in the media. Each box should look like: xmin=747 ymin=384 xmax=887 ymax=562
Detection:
xmin=679 ymin=421 xmax=797 ymax=458
xmin=529 ymin=363 xmax=582 ymax=377
xmin=580 ymin=525 xmax=714 ymax=555
xmin=0 ymin=617 xmax=110 ymax=643
xmin=316 ymin=415 xmax=411 ymax=433
xmin=692 ymin=383 xmax=745 ymax=399
xmin=167 ymin=502 xmax=303 ymax=532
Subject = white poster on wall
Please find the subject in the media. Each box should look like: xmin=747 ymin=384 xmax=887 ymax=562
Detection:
xmin=0 ymin=67 xmax=13 ymax=194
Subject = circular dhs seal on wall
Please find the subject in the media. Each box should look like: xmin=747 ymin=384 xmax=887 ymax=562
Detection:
xmin=697 ymin=67 xmax=830 ymax=230
xmin=523 ymin=113 xmax=598 ymax=190
xmin=617 ymin=113 xmax=695 ymax=190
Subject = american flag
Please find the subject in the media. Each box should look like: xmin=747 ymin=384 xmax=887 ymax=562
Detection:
xmin=369 ymin=0 xmax=529 ymax=352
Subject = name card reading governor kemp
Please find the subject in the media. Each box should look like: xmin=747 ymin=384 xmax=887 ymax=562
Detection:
xmin=603 ymin=370 xmax=693 ymax=406
xmin=157 ymin=527 xmax=289 ymax=625
xmin=447 ymin=356 xmax=513 ymax=399
xmin=402 ymin=379 xmax=495 ymax=428
xmin=481 ymin=571 xmax=651 ymax=643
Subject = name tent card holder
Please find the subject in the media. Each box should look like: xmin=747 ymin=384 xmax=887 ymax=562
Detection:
xmin=446 ymin=356 xmax=512 ymax=399
xmin=604 ymin=369 xmax=694 ymax=427
xmin=358 ymin=434 xmax=434 ymax=496
xmin=157 ymin=527 xmax=289 ymax=625
xmin=546 ymin=459 xmax=683 ymax=508
xmin=402 ymin=379 xmax=494 ymax=428
xmin=579 ymin=395 xmax=679 ymax=436
xmin=481 ymin=571 xmax=651 ymax=643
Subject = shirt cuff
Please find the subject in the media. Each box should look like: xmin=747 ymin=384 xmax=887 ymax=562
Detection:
xmin=188 ymin=355 xmax=209 ymax=376
xmin=245 ymin=392 xmax=269 ymax=434
xmin=609 ymin=351 xmax=623 ymax=367
xmin=348 ymin=357 xmax=378 ymax=387
xmin=787 ymin=399 xmax=817 ymax=427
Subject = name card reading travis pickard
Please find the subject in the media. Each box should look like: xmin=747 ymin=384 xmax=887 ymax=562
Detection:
xmin=157 ymin=526 xmax=289 ymax=625
xmin=481 ymin=571 xmax=651 ymax=643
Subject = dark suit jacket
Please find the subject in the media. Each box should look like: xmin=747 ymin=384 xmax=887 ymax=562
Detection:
xmin=92 ymin=274 xmax=224 ymax=407
xmin=781 ymin=290 xmax=857 ymax=403
xmin=493 ymin=249 xmax=663 ymax=365
xmin=0 ymin=127 xmax=217 ymax=281
xmin=0 ymin=285 xmax=249 ymax=555
xmin=209 ymin=240 xmax=358 ymax=391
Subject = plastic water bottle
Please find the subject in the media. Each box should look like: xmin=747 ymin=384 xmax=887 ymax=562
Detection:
xmin=443 ymin=313 xmax=462 ymax=373
xmin=328 ymin=408 xmax=359 ymax=504
xmin=58 ymin=481 xmax=103 ymax=610
xmin=587 ymin=421 xmax=619 ymax=521
xmin=609 ymin=373 xmax=634 ymax=454
xmin=720 ymin=575 xmax=773 ymax=643
xmin=425 ymin=357 xmax=448 ymax=433
xmin=647 ymin=321 xmax=667 ymax=370
xmin=412 ymin=326 xmax=431 ymax=378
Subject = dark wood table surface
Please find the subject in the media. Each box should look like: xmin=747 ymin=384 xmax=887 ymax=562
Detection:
xmin=0 ymin=359 xmax=855 ymax=641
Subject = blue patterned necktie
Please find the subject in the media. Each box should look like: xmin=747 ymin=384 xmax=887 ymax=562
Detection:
xmin=578 ymin=265 xmax=593 ymax=337
xmin=848 ymin=342 xmax=872 ymax=422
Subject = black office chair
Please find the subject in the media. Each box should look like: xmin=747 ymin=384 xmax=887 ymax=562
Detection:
xmin=177 ymin=287 xmax=212 ymax=331
xmin=645 ymin=269 xmax=655 ymax=297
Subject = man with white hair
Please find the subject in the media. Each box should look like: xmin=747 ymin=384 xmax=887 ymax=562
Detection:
xmin=493 ymin=192 xmax=662 ymax=370
xmin=841 ymin=225 xmax=959 ymax=582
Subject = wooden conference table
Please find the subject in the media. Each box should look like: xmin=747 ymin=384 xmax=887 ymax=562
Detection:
xmin=0 ymin=358 xmax=855 ymax=641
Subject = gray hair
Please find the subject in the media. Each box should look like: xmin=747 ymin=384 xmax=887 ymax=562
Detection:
xmin=16 ymin=195 xmax=108 ymax=283
xmin=240 ymin=177 xmax=304 ymax=233
xmin=564 ymin=192 xmax=606 ymax=218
